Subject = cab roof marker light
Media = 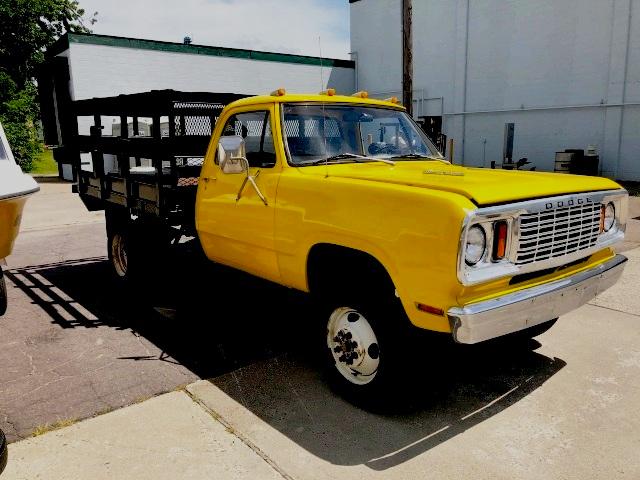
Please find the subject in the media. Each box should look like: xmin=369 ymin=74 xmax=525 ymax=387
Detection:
xmin=384 ymin=96 xmax=400 ymax=104
xmin=352 ymin=91 xmax=369 ymax=98
xmin=319 ymin=88 xmax=336 ymax=96
xmin=270 ymin=88 xmax=286 ymax=97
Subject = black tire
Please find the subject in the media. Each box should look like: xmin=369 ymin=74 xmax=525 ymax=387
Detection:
xmin=319 ymin=288 xmax=418 ymax=410
xmin=107 ymin=228 xmax=130 ymax=283
xmin=323 ymin=300 xmax=403 ymax=409
xmin=0 ymin=428 xmax=7 ymax=475
xmin=308 ymin=249 xmax=423 ymax=409
xmin=0 ymin=268 xmax=7 ymax=317
xmin=106 ymin=207 xmax=132 ymax=283
xmin=105 ymin=208 xmax=170 ymax=287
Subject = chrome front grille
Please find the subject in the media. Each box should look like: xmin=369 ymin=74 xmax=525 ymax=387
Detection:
xmin=516 ymin=203 xmax=601 ymax=265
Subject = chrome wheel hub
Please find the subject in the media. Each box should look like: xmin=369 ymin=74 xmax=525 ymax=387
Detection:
xmin=327 ymin=307 xmax=380 ymax=385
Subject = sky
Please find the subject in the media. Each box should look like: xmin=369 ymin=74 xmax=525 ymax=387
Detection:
xmin=76 ymin=0 xmax=351 ymax=59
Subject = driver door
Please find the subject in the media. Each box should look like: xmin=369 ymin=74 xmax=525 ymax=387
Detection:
xmin=197 ymin=105 xmax=282 ymax=282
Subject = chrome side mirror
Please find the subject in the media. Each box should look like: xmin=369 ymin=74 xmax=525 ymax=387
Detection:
xmin=217 ymin=135 xmax=268 ymax=206
xmin=218 ymin=136 xmax=248 ymax=174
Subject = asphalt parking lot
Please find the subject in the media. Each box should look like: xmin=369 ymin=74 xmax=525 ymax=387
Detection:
xmin=1 ymin=179 xmax=640 ymax=479
xmin=0 ymin=180 xmax=312 ymax=442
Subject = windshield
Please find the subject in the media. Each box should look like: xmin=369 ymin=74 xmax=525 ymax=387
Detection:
xmin=282 ymin=103 xmax=443 ymax=166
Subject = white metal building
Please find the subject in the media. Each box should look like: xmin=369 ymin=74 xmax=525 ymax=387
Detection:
xmin=39 ymin=33 xmax=355 ymax=175
xmin=350 ymin=0 xmax=640 ymax=180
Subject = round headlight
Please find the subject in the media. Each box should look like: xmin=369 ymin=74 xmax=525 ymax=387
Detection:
xmin=603 ymin=203 xmax=616 ymax=232
xmin=465 ymin=225 xmax=486 ymax=266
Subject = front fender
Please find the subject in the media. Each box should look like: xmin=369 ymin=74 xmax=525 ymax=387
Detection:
xmin=275 ymin=171 xmax=473 ymax=332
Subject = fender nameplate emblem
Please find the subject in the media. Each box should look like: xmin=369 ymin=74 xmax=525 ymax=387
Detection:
xmin=423 ymin=170 xmax=464 ymax=176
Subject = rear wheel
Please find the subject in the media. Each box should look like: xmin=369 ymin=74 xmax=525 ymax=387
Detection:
xmin=0 ymin=268 xmax=7 ymax=316
xmin=106 ymin=208 xmax=136 ymax=284
xmin=105 ymin=207 xmax=171 ymax=286
xmin=109 ymin=232 xmax=129 ymax=279
xmin=106 ymin=208 xmax=148 ymax=285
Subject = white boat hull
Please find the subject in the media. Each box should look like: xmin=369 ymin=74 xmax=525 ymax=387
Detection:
xmin=0 ymin=122 xmax=39 ymax=260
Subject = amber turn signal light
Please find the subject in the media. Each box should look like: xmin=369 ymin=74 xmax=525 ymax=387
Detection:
xmin=493 ymin=221 xmax=508 ymax=260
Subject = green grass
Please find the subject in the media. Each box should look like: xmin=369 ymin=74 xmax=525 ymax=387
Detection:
xmin=31 ymin=418 xmax=78 ymax=437
xmin=30 ymin=148 xmax=58 ymax=175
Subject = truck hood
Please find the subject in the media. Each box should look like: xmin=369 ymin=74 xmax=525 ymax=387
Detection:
xmin=296 ymin=161 xmax=622 ymax=206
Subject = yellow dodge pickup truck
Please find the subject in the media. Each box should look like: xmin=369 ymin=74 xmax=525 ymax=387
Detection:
xmin=74 ymin=89 xmax=627 ymax=400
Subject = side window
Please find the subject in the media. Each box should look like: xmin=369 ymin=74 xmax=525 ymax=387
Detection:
xmin=219 ymin=111 xmax=275 ymax=168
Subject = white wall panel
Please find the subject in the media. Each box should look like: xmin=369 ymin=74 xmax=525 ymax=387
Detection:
xmin=350 ymin=0 xmax=402 ymax=95
xmin=462 ymin=108 xmax=606 ymax=171
xmin=351 ymin=0 xmax=640 ymax=180
xmin=466 ymin=0 xmax=612 ymax=111
xmin=623 ymin=0 xmax=640 ymax=102
xmin=619 ymin=107 xmax=640 ymax=180
xmin=66 ymin=44 xmax=354 ymax=101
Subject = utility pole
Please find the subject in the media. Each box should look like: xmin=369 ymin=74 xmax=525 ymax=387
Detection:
xmin=402 ymin=0 xmax=413 ymax=117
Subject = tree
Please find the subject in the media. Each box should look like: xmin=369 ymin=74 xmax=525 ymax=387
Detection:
xmin=0 ymin=0 xmax=96 ymax=171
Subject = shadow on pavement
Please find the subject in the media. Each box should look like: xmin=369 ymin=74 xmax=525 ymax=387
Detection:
xmin=208 ymin=342 xmax=565 ymax=470
xmin=5 ymin=256 xmax=310 ymax=379
xmin=6 ymin=256 xmax=565 ymax=469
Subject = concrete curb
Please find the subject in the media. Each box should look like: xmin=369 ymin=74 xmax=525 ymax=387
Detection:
xmin=1 ymin=391 xmax=284 ymax=480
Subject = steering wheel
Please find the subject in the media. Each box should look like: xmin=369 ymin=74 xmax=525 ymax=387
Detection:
xmin=368 ymin=142 xmax=399 ymax=156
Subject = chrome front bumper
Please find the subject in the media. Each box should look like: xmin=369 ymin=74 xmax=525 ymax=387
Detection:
xmin=448 ymin=254 xmax=627 ymax=344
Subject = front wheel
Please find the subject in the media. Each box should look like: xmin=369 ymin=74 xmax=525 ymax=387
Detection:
xmin=0 ymin=268 xmax=7 ymax=316
xmin=322 ymin=299 xmax=413 ymax=407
